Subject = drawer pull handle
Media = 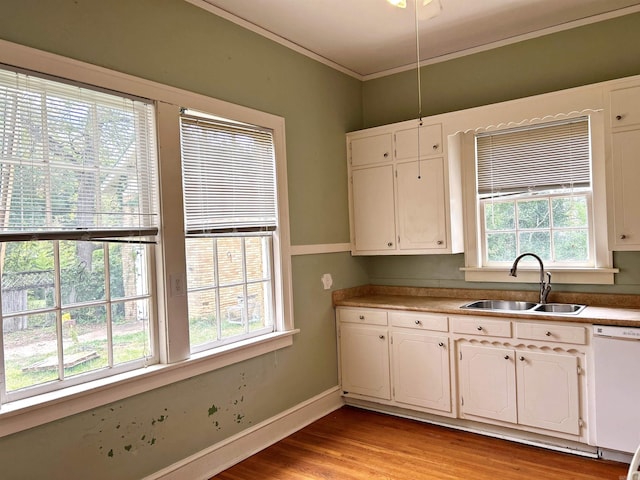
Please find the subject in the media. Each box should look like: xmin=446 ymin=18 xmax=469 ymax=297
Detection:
xmin=359 ymin=315 xmax=365 ymax=320
xmin=379 ymin=335 xmax=385 ymax=340
xmin=504 ymin=355 xmax=510 ymax=360
xmin=477 ymin=326 xmax=483 ymax=331
xmin=415 ymin=320 xmax=422 ymax=325
xmin=432 ymin=144 xmax=439 ymax=150
xmin=519 ymin=356 xmax=526 ymax=361
xmin=616 ymin=115 xmax=623 ymax=121
xmin=439 ymin=342 xmax=445 ymax=347
xmin=383 ymin=152 xmax=389 ymax=158
xmin=545 ymin=331 xmax=552 ymax=336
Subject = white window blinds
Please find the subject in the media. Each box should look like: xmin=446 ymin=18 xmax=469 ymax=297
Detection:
xmin=0 ymin=66 xmax=158 ymax=241
xmin=476 ymin=117 xmax=591 ymax=198
xmin=180 ymin=113 xmax=277 ymax=235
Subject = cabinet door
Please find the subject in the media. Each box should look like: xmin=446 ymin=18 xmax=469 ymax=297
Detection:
xmin=351 ymin=165 xmax=396 ymax=252
xmin=339 ymin=323 xmax=391 ymax=400
xmin=611 ymin=130 xmax=640 ymax=249
xmin=396 ymin=158 xmax=446 ymax=250
xmin=350 ymin=133 xmax=393 ymax=167
xmin=392 ymin=330 xmax=451 ymax=412
xmin=516 ymin=350 xmax=580 ymax=435
xmin=459 ymin=344 xmax=517 ymax=423
xmin=611 ymin=86 xmax=640 ymax=129
xmin=395 ymin=124 xmax=443 ymax=160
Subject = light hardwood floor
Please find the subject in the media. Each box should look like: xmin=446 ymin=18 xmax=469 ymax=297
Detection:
xmin=212 ymin=406 xmax=629 ymax=480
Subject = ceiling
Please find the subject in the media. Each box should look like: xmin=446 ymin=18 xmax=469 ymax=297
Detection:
xmin=190 ymin=0 xmax=640 ymax=79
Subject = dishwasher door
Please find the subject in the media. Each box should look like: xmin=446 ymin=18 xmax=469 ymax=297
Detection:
xmin=593 ymin=325 xmax=640 ymax=454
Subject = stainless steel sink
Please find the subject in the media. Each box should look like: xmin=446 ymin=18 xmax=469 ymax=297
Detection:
xmin=461 ymin=300 xmax=537 ymax=311
xmin=460 ymin=299 xmax=586 ymax=314
xmin=533 ymin=303 xmax=586 ymax=314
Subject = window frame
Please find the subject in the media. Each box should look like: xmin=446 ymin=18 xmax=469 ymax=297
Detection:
xmin=0 ymin=39 xmax=295 ymax=437
xmin=454 ymin=90 xmax=616 ymax=285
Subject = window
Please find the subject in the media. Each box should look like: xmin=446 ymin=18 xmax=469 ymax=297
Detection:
xmin=477 ymin=118 xmax=593 ymax=267
xmin=0 ymin=43 xmax=293 ymax=433
xmin=0 ymin=66 xmax=158 ymax=402
xmin=179 ymin=112 xmax=277 ymax=353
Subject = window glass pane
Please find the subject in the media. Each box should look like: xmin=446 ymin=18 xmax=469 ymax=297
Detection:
xmin=220 ymin=285 xmax=246 ymax=339
xmin=112 ymin=299 xmax=152 ymax=365
xmin=552 ymin=196 xmax=588 ymax=228
xmin=217 ymin=237 xmax=244 ymax=286
xmin=187 ymin=289 xmax=218 ymax=347
xmin=486 ymin=232 xmax=516 ymax=261
xmin=554 ymin=230 xmax=589 ymax=261
xmin=517 ymin=199 xmax=550 ymax=229
xmin=519 ymin=231 xmax=551 ymax=260
xmin=185 ymin=238 xmax=216 ymax=289
xmin=110 ymin=243 xmax=149 ymax=299
xmin=247 ymin=281 xmax=272 ymax=332
xmin=245 ymin=237 xmax=271 ymax=282
xmin=2 ymin=241 xmax=55 ymax=313
xmin=60 ymin=241 xmax=106 ymax=305
xmin=62 ymin=305 xmax=108 ymax=377
xmin=484 ymin=202 xmax=514 ymax=231
xmin=3 ymin=312 xmax=58 ymax=392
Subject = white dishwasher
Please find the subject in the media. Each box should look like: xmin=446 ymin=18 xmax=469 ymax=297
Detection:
xmin=593 ymin=324 xmax=640 ymax=454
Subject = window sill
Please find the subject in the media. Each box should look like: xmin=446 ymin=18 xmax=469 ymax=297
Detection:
xmin=461 ymin=267 xmax=618 ymax=285
xmin=0 ymin=329 xmax=299 ymax=438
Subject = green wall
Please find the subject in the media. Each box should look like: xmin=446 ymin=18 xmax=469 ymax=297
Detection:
xmin=1 ymin=1 xmax=640 ymax=478
xmin=362 ymin=12 xmax=640 ymax=295
xmin=0 ymin=1 xmax=367 ymax=478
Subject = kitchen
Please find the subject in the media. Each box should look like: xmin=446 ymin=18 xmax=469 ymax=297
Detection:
xmin=0 ymin=1 xmax=639 ymax=479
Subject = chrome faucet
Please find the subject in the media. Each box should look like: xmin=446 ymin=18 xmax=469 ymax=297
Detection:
xmin=509 ymin=253 xmax=552 ymax=304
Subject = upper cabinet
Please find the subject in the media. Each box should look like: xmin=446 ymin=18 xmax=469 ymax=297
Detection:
xmin=347 ymin=119 xmax=463 ymax=255
xmin=607 ymin=84 xmax=640 ymax=250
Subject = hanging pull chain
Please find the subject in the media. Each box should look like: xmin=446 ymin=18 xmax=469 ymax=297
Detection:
xmin=415 ymin=0 xmax=423 ymax=179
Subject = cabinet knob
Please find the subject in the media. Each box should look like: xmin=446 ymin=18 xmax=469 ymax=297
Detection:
xmin=359 ymin=315 xmax=365 ymax=320
xmin=383 ymin=152 xmax=389 ymax=158
xmin=379 ymin=335 xmax=385 ymax=340
xmin=437 ymin=240 xmax=443 ymax=245
xmin=621 ymin=234 xmax=627 ymax=240
xmin=545 ymin=331 xmax=552 ymax=336
xmin=387 ymin=242 xmax=393 ymax=247
xmin=432 ymin=144 xmax=439 ymax=150
xmin=477 ymin=326 xmax=483 ymax=331
xmin=616 ymin=115 xmax=623 ymax=121
xmin=415 ymin=320 xmax=422 ymax=325
xmin=439 ymin=342 xmax=445 ymax=347
xmin=519 ymin=356 xmax=525 ymax=361
xmin=504 ymin=355 xmax=510 ymax=360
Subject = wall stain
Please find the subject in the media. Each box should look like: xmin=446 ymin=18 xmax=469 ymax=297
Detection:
xmin=95 ymin=405 xmax=170 ymax=458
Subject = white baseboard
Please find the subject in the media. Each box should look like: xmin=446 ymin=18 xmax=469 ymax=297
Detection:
xmin=145 ymin=387 xmax=344 ymax=480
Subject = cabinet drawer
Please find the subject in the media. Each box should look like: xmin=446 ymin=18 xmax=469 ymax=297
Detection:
xmin=451 ymin=316 xmax=511 ymax=338
xmin=389 ymin=311 xmax=448 ymax=331
xmin=338 ymin=308 xmax=388 ymax=326
xmin=515 ymin=322 xmax=587 ymax=345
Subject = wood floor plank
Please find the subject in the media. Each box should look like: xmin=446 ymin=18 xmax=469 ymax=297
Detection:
xmin=212 ymin=406 xmax=629 ymax=480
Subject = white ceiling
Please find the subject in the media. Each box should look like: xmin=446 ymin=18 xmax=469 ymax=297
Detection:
xmin=191 ymin=0 xmax=640 ymax=79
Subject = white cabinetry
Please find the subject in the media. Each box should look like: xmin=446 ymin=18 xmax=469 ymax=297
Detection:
xmin=608 ymin=84 xmax=640 ymax=250
xmin=347 ymin=119 xmax=462 ymax=255
xmin=337 ymin=308 xmax=390 ymax=400
xmin=389 ymin=311 xmax=451 ymax=412
xmin=337 ymin=307 xmax=452 ymax=415
xmin=454 ymin=317 xmax=586 ymax=437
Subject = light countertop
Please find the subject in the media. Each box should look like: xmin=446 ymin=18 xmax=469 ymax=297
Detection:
xmin=333 ymin=285 xmax=640 ymax=327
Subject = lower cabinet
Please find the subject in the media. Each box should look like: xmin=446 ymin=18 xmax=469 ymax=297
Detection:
xmin=458 ymin=344 xmax=581 ymax=435
xmin=392 ymin=328 xmax=451 ymax=412
xmin=338 ymin=308 xmax=452 ymax=414
xmin=339 ymin=321 xmax=391 ymax=400
xmin=337 ymin=307 xmax=589 ymax=444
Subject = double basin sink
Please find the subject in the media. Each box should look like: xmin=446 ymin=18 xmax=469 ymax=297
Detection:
xmin=460 ymin=299 xmax=586 ymax=315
